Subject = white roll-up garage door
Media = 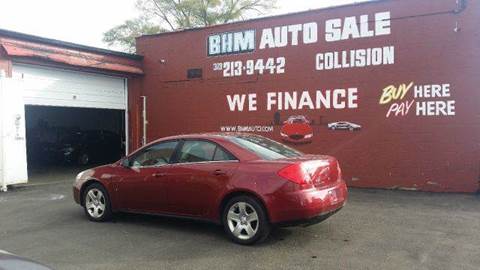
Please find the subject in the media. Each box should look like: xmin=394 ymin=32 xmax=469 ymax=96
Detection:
xmin=13 ymin=64 xmax=127 ymax=110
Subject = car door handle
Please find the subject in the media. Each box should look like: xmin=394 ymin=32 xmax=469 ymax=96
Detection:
xmin=152 ymin=172 xmax=166 ymax=178
xmin=213 ymin=170 xmax=227 ymax=176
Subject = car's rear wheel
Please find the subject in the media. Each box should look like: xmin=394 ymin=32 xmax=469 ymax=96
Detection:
xmin=83 ymin=183 xmax=112 ymax=222
xmin=223 ymin=196 xmax=270 ymax=245
xmin=78 ymin=153 xmax=90 ymax=165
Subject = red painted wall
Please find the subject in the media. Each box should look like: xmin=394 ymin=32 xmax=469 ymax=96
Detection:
xmin=130 ymin=0 xmax=480 ymax=192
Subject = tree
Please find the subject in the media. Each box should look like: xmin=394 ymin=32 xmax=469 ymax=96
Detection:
xmin=103 ymin=16 xmax=163 ymax=53
xmin=103 ymin=0 xmax=277 ymax=52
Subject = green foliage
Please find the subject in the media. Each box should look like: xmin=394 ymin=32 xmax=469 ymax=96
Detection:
xmin=103 ymin=16 xmax=163 ymax=53
xmin=103 ymin=0 xmax=277 ymax=52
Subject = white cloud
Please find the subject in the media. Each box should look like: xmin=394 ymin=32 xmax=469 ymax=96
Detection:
xmin=0 ymin=0 xmax=138 ymax=48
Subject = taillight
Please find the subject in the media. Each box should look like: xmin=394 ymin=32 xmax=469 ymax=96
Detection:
xmin=278 ymin=163 xmax=309 ymax=185
xmin=278 ymin=160 xmax=338 ymax=187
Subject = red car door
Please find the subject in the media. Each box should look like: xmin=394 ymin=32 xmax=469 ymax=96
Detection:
xmin=117 ymin=166 xmax=171 ymax=212
xmin=166 ymin=140 xmax=239 ymax=217
xmin=116 ymin=140 xmax=179 ymax=213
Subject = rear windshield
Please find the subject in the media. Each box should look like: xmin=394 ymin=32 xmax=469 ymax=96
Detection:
xmin=228 ymin=135 xmax=303 ymax=160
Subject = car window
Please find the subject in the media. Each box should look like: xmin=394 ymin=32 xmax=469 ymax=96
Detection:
xmin=130 ymin=141 xmax=178 ymax=167
xmin=228 ymin=135 xmax=303 ymax=160
xmin=178 ymin=141 xmax=216 ymax=163
xmin=213 ymin=146 xmax=237 ymax=161
xmin=178 ymin=140 xmax=236 ymax=163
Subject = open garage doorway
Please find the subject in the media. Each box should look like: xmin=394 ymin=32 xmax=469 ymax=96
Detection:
xmin=25 ymin=105 xmax=126 ymax=183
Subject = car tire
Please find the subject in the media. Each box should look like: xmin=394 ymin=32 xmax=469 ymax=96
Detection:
xmin=78 ymin=153 xmax=90 ymax=166
xmin=83 ymin=183 xmax=113 ymax=222
xmin=222 ymin=195 xmax=270 ymax=245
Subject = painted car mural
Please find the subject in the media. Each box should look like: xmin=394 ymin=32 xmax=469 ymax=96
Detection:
xmin=328 ymin=122 xmax=362 ymax=131
xmin=280 ymin=115 xmax=314 ymax=144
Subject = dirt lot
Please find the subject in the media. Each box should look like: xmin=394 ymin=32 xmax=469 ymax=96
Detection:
xmin=0 ymin=171 xmax=479 ymax=270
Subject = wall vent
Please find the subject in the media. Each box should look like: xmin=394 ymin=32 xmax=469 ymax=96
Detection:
xmin=187 ymin=68 xmax=203 ymax=79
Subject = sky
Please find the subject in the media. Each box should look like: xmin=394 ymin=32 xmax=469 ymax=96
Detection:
xmin=0 ymin=0 xmax=367 ymax=51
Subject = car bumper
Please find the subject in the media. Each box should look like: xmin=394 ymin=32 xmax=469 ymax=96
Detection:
xmin=269 ymin=180 xmax=348 ymax=225
xmin=73 ymin=186 xmax=81 ymax=205
xmin=276 ymin=207 xmax=344 ymax=227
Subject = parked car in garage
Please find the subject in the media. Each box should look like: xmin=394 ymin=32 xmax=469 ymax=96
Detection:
xmin=73 ymin=133 xmax=347 ymax=245
xmin=0 ymin=250 xmax=52 ymax=270
xmin=280 ymin=115 xmax=314 ymax=144
xmin=328 ymin=121 xmax=362 ymax=131
xmin=58 ymin=130 xmax=124 ymax=165
xmin=27 ymin=128 xmax=124 ymax=166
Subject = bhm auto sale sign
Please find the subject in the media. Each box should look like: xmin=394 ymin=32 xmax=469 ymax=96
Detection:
xmin=207 ymin=11 xmax=456 ymax=119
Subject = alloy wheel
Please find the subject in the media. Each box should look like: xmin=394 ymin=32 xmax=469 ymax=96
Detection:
xmin=227 ymin=202 xmax=259 ymax=240
xmin=79 ymin=154 xmax=90 ymax=165
xmin=85 ymin=188 xmax=106 ymax=218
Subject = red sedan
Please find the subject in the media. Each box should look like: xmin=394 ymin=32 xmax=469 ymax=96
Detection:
xmin=280 ymin=115 xmax=314 ymax=144
xmin=73 ymin=133 xmax=347 ymax=245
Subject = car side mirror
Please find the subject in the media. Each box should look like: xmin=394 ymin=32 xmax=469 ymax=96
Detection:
xmin=120 ymin=158 xmax=131 ymax=168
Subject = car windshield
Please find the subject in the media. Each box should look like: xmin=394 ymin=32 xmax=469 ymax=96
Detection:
xmin=227 ymin=135 xmax=303 ymax=160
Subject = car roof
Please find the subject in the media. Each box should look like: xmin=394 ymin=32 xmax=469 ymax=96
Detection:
xmin=130 ymin=133 xmax=264 ymax=161
xmin=149 ymin=132 xmax=261 ymax=144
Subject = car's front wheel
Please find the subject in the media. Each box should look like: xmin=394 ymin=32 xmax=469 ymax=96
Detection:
xmin=78 ymin=153 xmax=90 ymax=165
xmin=83 ymin=183 xmax=112 ymax=222
xmin=223 ymin=196 xmax=270 ymax=245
